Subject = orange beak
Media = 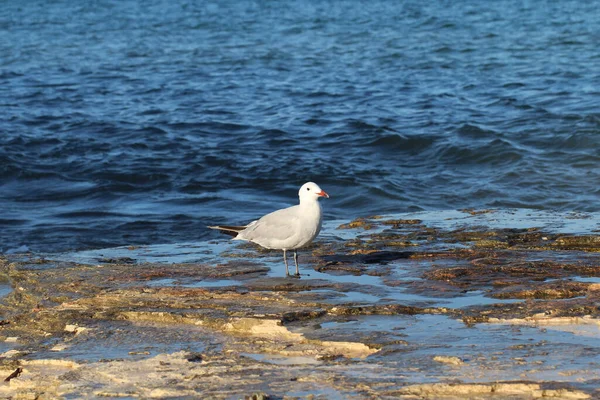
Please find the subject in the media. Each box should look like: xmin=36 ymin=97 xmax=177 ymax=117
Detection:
xmin=317 ymin=190 xmax=330 ymax=198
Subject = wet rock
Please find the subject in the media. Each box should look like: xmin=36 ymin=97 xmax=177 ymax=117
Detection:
xmin=337 ymin=218 xmax=375 ymax=230
xmin=381 ymin=219 xmax=422 ymax=226
xmin=64 ymin=324 xmax=88 ymax=335
xmin=433 ymin=355 xmax=464 ymax=366
xmin=281 ymin=309 xmax=327 ymax=323
xmin=2 ymin=210 xmax=600 ymax=398
xmin=553 ymin=235 xmax=600 ymax=251
xmin=329 ymin=304 xmax=429 ymax=316
xmin=321 ymin=250 xmax=414 ymax=265
xmin=186 ymin=352 xmax=203 ymax=363
xmin=245 ymin=393 xmax=270 ymax=400
xmin=0 ymin=350 xmax=21 ymax=359
xmin=492 ymin=282 xmax=589 ymax=300
xmin=97 ymin=256 xmax=137 ymax=264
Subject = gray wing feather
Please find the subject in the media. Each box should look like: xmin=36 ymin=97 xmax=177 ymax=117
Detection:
xmin=239 ymin=206 xmax=299 ymax=243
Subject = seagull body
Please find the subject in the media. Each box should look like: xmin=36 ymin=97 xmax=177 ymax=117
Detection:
xmin=208 ymin=182 xmax=329 ymax=277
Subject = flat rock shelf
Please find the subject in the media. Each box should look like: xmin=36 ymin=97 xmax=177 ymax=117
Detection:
xmin=2 ymin=209 xmax=600 ymax=399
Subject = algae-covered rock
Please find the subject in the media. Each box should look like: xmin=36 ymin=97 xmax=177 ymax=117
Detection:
xmin=337 ymin=218 xmax=375 ymax=230
xmin=2 ymin=210 xmax=600 ymax=398
xmin=553 ymin=235 xmax=600 ymax=251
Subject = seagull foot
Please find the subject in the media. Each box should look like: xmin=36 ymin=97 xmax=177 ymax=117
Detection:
xmin=286 ymin=273 xmax=301 ymax=279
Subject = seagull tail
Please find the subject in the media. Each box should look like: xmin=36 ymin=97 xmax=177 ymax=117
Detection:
xmin=207 ymin=225 xmax=247 ymax=237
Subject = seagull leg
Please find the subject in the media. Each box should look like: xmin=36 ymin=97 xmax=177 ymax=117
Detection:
xmin=283 ymin=249 xmax=290 ymax=276
xmin=293 ymin=250 xmax=300 ymax=277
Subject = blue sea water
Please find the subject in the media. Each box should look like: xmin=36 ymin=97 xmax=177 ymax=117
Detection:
xmin=1 ymin=0 xmax=599 ymax=253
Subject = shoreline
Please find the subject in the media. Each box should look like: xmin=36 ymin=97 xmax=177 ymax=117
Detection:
xmin=1 ymin=209 xmax=600 ymax=398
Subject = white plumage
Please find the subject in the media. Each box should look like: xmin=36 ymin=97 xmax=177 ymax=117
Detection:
xmin=209 ymin=182 xmax=329 ymax=277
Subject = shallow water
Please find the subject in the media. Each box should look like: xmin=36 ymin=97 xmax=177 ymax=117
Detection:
xmin=292 ymin=314 xmax=600 ymax=387
xmin=146 ymin=277 xmax=244 ymax=288
xmin=41 ymin=321 xmax=210 ymax=363
xmin=242 ymin=353 xmax=322 ymax=366
xmin=0 ymin=284 xmax=11 ymax=299
xmin=49 ymin=209 xmax=600 ymax=263
xmin=52 ymin=209 xmax=599 ymax=275
xmin=1 ymin=0 xmax=599 ymax=254
xmin=48 ymin=209 xmax=599 ymax=310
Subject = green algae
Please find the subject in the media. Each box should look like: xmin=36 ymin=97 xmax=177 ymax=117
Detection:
xmin=337 ymin=218 xmax=375 ymax=230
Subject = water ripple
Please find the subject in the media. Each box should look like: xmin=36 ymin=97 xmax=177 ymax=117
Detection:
xmin=0 ymin=0 xmax=599 ymax=252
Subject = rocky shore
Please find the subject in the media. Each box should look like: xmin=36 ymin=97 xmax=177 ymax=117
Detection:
xmin=1 ymin=209 xmax=600 ymax=399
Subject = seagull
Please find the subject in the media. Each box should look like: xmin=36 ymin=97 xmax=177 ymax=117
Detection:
xmin=208 ymin=182 xmax=329 ymax=277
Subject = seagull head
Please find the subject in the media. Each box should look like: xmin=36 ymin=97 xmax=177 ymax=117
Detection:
xmin=299 ymin=182 xmax=329 ymax=201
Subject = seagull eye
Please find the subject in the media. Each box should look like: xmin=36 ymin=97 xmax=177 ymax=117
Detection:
xmin=306 ymin=187 xmax=310 ymax=191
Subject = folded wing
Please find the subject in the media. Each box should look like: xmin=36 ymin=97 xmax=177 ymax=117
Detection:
xmin=238 ymin=206 xmax=299 ymax=245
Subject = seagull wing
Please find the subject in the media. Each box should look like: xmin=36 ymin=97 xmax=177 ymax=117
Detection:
xmin=238 ymin=205 xmax=300 ymax=245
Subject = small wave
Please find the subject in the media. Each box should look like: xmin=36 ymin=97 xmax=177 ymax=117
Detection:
xmin=0 ymin=218 xmax=27 ymax=226
xmin=138 ymin=108 xmax=165 ymax=116
xmin=306 ymin=91 xmax=345 ymax=98
xmin=502 ymin=82 xmax=526 ymax=88
xmin=366 ymin=133 xmax=437 ymax=152
xmin=96 ymin=171 xmax=171 ymax=186
xmin=0 ymin=71 xmax=24 ymax=79
xmin=304 ymin=117 xmax=330 ymax=126
xmin=138 ymin=126 xmax=168 ymax=135
xmin=5 ymin=245 xmax=30 ymax=254
xmin=254 ymin=128 xmax=288 ymax=137
xmin=455 ymin=124 xmax=498 ymax=139
xmin=437 ymin=138 xmax=523 ymax=165
xmin=557 ymin=133 xmax=600 ymax=151
xmin=53 ymin=211 xmax=127 ymax=219
xmin=116 ymin=220 xmax=160 ymax=231
xmin=158 ymin=194 xmax=222 ymax=204
xmin=345 ymin=119 xmax=391 ymax=133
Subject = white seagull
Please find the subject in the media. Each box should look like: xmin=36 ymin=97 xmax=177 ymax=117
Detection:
xmin=208 ymin=182 xmax=329 ymax=277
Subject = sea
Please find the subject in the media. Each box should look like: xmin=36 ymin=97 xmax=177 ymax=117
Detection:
xmin=1 ymin=0 xmax=599 ymax=253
